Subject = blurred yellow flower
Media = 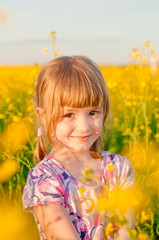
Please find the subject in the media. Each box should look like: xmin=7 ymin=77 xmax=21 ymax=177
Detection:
xmin=154 ymin=97 xmax=159 ymax=102
xmin=0 ymin=114 xmax=5 ymax=119
xmin=155 ymin=113 xmax=159 ymax=119
xmin=137 ymin=232 xmax=149 ymax=240
xmin=12 ymin=115 xmax=20 ymax=122
xmin=153 ymin=54 xmax=157 ymax=58
xmin=43 ymin=48 xmax=47 ymax=53
xmin=132 ymin=101 xmax=137 ymax=106
xmin=140 ymin=125 xmax=145 ymax=130
xmin=104 ymin=223 xmax=114 ymax=236
xmin=148 ymin=128 xmax=152 ymax=134
xmin=0 ymin=118 xmax=32 ymax=153
xmin=135 ymin=53 xmax=141 ymax=59
xmin=79 ymin=187 xmax=86 ymax=196
xmin=5 ymin=97 xmax=10 ymax=103
xmin=128 ymin=52 xmax=132 ymax=57
xmin=143 ymin=42 xmax=148 ymax=47
xmin=122 ymin=139 xmax=159 ymax=173
xmin=122 ymin=128 xmax=131 ymax=136
xmin=114 ymin=117 xmax=119 ymax=123
xmin=150 ymin=48 xmax=154 ymax=55
xmin=18 ymin=112 xmax=23 ymax=117
xmin=50 ymin=30 xmax=56 ymax=34
xmin=0 ymin=158 xmax=19 ymax=183
xmin=125 ymin=101 xmax=131 ymax=107
xmin=107 ymin=164 xmax=115 ymax=172
xmin=140 ymin=81 xmax=146 ymax=87
xmin=155 ymin=133 xmax=159 ymax=139
xmin=140 ymin=211 xmax=150 ymax=223
xmin=141 ymin=57 xmax=148 ymax=64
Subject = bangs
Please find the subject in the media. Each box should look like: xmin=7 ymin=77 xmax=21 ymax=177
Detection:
xmin=58 ymin=67 xmax=105 ymax=108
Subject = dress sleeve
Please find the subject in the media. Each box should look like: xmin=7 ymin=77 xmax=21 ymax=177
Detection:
xmin=104 ymin=153 xmax=135 ymax=190
xmin=22 ymin=165 xmax=65 ymax=212
xmin=116 ymin=155 xmax=134 ymax=189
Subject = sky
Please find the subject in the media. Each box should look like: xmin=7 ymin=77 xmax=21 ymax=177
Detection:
xmin=0 ymin=0 xmax=159 ymax=65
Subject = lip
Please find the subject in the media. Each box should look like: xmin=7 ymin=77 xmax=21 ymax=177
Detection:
xmin=71 ymin=134 xmax=92 ymax=141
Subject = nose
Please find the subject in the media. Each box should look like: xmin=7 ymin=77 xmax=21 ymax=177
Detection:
xmin=75 ymin=115 xmax=90 ymax=133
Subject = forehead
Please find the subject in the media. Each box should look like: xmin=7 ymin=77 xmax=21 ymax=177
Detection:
xmin=62 ymin=105 xmax=103 ymax=112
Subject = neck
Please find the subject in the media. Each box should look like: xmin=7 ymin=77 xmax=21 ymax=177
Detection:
xmin=49 ymin=148 xmax=93 ymax=163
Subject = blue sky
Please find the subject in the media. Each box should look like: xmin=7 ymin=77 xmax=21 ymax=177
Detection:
xmin=0 ymin=0 xmax=159 ymax=65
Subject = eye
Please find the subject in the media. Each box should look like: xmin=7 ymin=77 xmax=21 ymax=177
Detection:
xmin=89 ymin=111 xmax=98 ymax=116
xmin=63 ymin=113 xmax=73 ymax=118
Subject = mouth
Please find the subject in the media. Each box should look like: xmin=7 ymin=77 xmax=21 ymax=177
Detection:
xmin=71 ymin=134 xmax=92 ymax=141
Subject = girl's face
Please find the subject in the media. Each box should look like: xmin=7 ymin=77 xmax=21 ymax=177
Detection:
xmin=54 ymin=106 xmax=103 ymax=154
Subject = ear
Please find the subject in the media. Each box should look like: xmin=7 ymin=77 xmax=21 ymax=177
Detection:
xmin=36 ymin=107 xmax=44 ymax=117
xmin=36 ymin=107 xmax=45 ymax=125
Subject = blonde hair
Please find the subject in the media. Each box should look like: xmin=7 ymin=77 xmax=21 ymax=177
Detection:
xmin=34 ymin=56 xmax=111 ymax=163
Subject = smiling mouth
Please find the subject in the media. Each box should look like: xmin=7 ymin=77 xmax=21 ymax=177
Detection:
xmin=71 ymin=135 xmax=92 ymax=141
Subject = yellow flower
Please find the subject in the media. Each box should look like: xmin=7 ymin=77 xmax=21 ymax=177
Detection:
xmin=155 ymin=113 xmax=159 ymax=119
xmin=153 ymin=53 xmax=157 ymax=58
xmin=8 ymin=104 xmax=13 ymax=110
xmin=122 ymin=128 xmax=131 ymax=136
xmin=141 ymin=57 xmax=148 ymax=63
xmin=143 ymin=41 xmax=148 ymax=47
xmin=135 ymin=53 xmax=141 ymax=59
xmin=128 ymin=52 xmax=132 ymax=57
xmin=132 ymin=48 xmax=137 ymax=54
xmin=12 ymin=115 xmax=20 ymax=122
xmin=140 ymin=125 xmax=145 ymax=130
xmin=0 ymin=118 xmax=32 ymax=153
xmin=5 ymin=97 xmax=10 ymax=103
xmin=18 ymin=112 xmax=23 ymax=117
xmin=125 ymin=101 xmax=131 ymax=107
xmin=140 ymin=81 xmax=146 ymax=87
xmin=107 ymin=164 xmax=115 ymax=172
xmin=148 ymin=128 xmax=152 ymax=134
xmin=155 ymin=133 xmax=159 ymax=139
xmin=132 ymin=101 xmax=137 ymax=106
xmin=43 ymin=48 xmax=47 ymax=53
xmin=104 ymin=223 xmax=119 ymax=236
xmin=150 ymin=48 xmax=154 ymax=55
xmin=118 ymin=214 xmax=125 ymax=221
xmin=154 ymin=97 xmax=159 ymax=102
xmin=79 ymin=187 xmax=86 ymax=196
xmin=140 ymin=211 xmax=150 ymax=223
xmin=0 ymin=158 xmax=19 ymax=183
xmin=0 ymin=114 xmax=5 ymax=119
xmin=138 ymin=232 xmax=149 ymax=240
xmin=50 ymin=30 xmax=56 ymax=34
xmin=104 ymin=223 xmax=114 ymax=236
xmin=54 ymin=52 xmax=59 ymax=56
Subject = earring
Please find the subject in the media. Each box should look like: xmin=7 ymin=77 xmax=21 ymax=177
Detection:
xmin=38 ymin=127 xmax=43 ymax=136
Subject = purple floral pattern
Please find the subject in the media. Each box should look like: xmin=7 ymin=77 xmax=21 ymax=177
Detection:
xmin=23 ymin=151 xmax=134 ymax=240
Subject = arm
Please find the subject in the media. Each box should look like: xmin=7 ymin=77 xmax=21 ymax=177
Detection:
xmin=33 ymin=204 xmax=81 ymax=240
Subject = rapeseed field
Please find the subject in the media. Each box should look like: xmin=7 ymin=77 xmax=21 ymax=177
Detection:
xmin=0 ymin=41 xmax=158 ymax=239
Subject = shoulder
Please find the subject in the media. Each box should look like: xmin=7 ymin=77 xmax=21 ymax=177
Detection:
xmin=101 ymin=151 xmax=134 ymax=189
xmin=23 ymin=156 xmax=65 ymax=211
xmin=102 ymin=150 xmax=133 ymax=169
xmin=27 ymin=155 xmax=64 ymax=183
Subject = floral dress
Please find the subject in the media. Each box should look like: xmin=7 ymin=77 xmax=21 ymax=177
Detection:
xmin=22 ymin=151 xmax=134 ymax=240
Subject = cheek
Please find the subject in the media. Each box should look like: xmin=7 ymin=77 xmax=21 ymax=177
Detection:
xmin=55 ymin=122 xmax=73 ymax=137
xmin=93 ymin=118 xmax=103 ymax=132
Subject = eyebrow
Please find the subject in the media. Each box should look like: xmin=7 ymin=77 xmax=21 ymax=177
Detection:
xmin=63 ymin=106 xmax=103 ymax=112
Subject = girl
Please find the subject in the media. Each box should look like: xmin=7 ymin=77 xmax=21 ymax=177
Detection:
xmin=23 ymin=56 xmax=135 ymax=240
